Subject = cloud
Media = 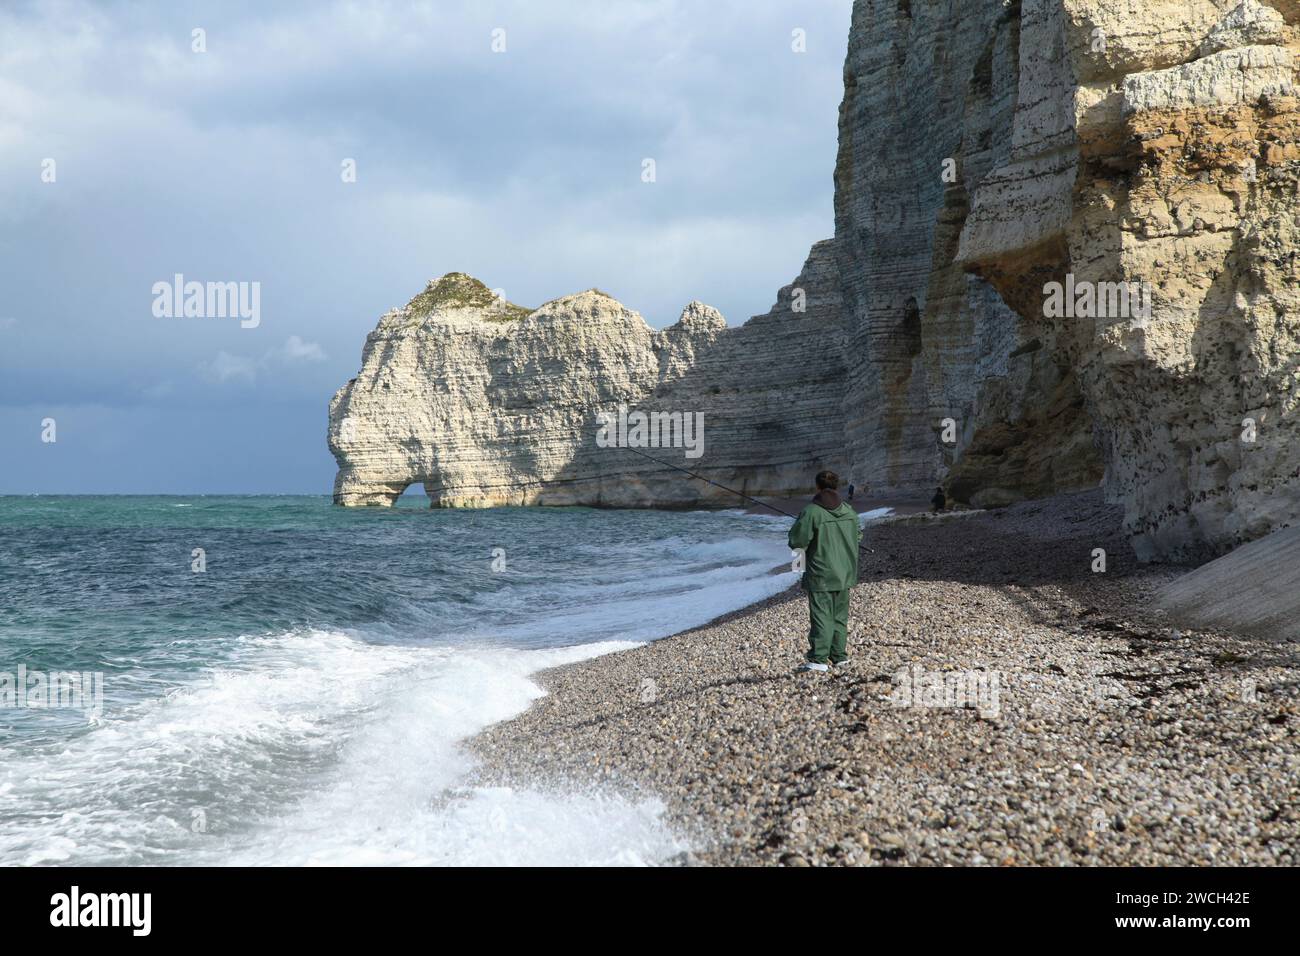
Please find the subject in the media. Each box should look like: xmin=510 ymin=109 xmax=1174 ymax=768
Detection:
xmin=280 ymin=335 xmax=325 ymax=363
xmin=198 ymin=337 xmax=327 ymax=385
xmin=0 ymin=317 xmax=16 ymax=330
xmin=0 ymin=0 xmax=853 ymax=490
xmin=199 ymin=351 xmax=258 ymax=384
xmin=0 ymin=1 xmax=848 ymax=328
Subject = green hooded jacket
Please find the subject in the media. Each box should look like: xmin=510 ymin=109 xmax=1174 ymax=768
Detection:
xmin=788 ymin=489 xmax=861 ymax=592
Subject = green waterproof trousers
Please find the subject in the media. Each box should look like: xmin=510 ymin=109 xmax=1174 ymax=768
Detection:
xmin=806 ymin=589 xmax=849 ymax=664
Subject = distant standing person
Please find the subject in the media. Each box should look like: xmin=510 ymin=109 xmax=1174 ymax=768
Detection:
xmin=846 ymin=482 xmax=855 ymax=502
xmin=787 ymin=470 xmax=861 ymax=673
xmin=932 ymin=486 xmax=946 ymax=512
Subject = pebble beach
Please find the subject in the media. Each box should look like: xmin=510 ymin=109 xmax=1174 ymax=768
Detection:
xmin=471 ymin=491 xmax=1300 ymax=866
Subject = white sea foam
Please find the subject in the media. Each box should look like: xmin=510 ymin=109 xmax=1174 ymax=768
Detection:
xmin=0 ymin=530 xmax=797 ymax=867
xmin=209 ymin=638 xmax=684 ymax=866
xmin=0 ymin=631 xmax=687 ymax=866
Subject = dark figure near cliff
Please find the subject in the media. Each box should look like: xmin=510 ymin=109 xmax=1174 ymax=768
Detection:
xmin=787 ymin=471 xmax=861 ymax=673
xmin=932 ymin=487 xmax=947 ymax=513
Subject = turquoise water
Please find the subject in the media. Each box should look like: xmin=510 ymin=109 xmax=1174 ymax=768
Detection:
xmin=0 ymin=496 xmax=798 ymax=865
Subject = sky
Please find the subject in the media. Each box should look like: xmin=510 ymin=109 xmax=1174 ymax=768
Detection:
xmin=0 ymin=0 xmax=852 ymax=494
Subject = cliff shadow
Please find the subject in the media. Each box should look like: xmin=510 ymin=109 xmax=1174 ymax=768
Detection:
xmin=855 ymin=489 xmax=1195 ymax=637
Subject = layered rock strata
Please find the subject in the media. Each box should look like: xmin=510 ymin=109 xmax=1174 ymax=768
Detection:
xmin=952 ymin=0 xmax=1300 ymax=559
xmin=332 ymin=0 xmax=1300 ymax=563
xmin=329 ymin=248 xmax=846 ymax=508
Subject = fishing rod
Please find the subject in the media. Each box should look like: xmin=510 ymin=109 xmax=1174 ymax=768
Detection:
xmin=619 ymin=445 xmax=876 ymax=555
xmin=619 ymin=446 xmax=799 ymax=519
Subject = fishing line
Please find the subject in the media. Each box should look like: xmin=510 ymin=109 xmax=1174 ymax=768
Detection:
xmin=619 ymin=446 xmax=875 ymax=554
xmin=618 ymin=446 xmax=800 ymax=519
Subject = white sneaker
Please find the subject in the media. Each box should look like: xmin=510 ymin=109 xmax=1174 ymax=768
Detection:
xmin=798 ymin=662 xmax=830 ymax=673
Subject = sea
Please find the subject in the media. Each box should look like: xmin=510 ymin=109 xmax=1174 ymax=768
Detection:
xmin=0 ymin=495 xmax=828 ymax=866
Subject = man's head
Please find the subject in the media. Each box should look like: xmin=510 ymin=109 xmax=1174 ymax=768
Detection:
xmin=815 ymin=470 xmax=840 ymax=491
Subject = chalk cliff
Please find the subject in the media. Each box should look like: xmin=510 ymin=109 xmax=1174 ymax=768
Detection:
xmin=332 ymin=0 xmax=1300 ymax=563
xmin=329 ymin=247 xmax=846 ymax=508
xmin=949 ymin=0 xmax=1300 ymax=560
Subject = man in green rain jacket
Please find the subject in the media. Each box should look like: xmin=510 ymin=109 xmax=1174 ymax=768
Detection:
xmin=787 ymin=470 xmax=861 ymax=672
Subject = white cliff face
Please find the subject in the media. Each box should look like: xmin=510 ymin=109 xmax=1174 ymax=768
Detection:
xmin=330 ymin=248 xmax=846 ymax=509
xmin=950 ymin=0 xmax=1300 ymax=560
xmin=833 ymin=0 xmax=1104 ymax=508
xmin=830 ymin=0 xmax=1300 ymax=560
xmin=333 ymin=0 xmax=1300 ymax=564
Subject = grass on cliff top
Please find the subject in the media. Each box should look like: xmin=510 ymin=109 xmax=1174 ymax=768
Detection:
xmin=405 ymin=272 xmax=533 ymax=323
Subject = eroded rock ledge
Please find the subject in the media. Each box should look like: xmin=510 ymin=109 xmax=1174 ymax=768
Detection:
xmin=332 ymin=0 xmax=1300 ymax=563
